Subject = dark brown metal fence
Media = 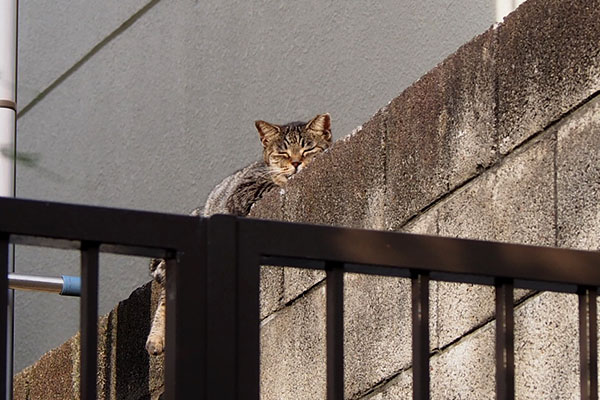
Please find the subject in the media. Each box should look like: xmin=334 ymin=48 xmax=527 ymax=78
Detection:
xmin=1 ymin=197 xmax=599 ymax=399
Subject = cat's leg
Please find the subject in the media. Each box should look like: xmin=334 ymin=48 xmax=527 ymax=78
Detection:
xmin=145 ymin=208 xmax=201 ymax=356
xmin=146 ymin=258 xmax=167 ymax=356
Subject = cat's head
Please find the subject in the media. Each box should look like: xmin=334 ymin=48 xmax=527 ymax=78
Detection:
xmin=255 ymin=113 xmax=332 ymax=186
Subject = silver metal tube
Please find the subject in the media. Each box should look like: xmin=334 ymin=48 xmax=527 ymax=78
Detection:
xmin=1 ymin=1 xmax=18 ymax=397
xmin=8 ymin=273 xmax=64 ymax=294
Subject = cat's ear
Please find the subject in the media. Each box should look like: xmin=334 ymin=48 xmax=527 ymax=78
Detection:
xmin=255 ymin=120 xmax=281 ymax=147
xmin=306 ymin=113 xmax=332 ymax=142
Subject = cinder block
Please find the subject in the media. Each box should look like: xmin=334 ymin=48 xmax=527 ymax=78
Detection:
xmin=249 ymin=191 xmax=286 ymax=319
xmin=25 ymin=335 xmax=77 ymax=400
xmin=435 ymin=134 xmax=555 ymax=348
xmin=364 ymin=292 xmax=580 ymax=399
xmin=283 ymin=268 xmax=325 ymax=305
xmin=249 ymin=186 xmax=285 ymax=221
xmin=344 ymin=274 xmax=412 ymax=398
xmin=280 ymin=110 xmax=387 ymax=304
xmin=402 ymin=210 xmax=440 ymax=352
xmin=260 ymin=284 xmax=326 ymax=400
xmin=434 ymin=282 xmax=495 ymax=350
xmin=556 ymin=94 xmax=600 ymax=251
xmin=438 ymin=133 xmax=555 ymax=245
xmin=12 ymin=367 xmax=31 ymax=400
xmin=260 ymin=266 xmax=284 ymax=320
xmin=108 ymin=283 xmax=153 ymax=399
xmin=96 ymin=313 xmax=113 ymax=399
xmin=496 ymin=0 xmax=600 ymax=153
xmin=401 ymin=210 xmax=438 ymax=236
xmin=282 ymin=109 xmax=387 ymax=230
xmin=362 ymin=369 xmax=412 ymax=400
xmin=430 ymin=321 xmax=495 ymax=400
xmin=385 ymin=29 xmax=497 ymax=229
xmin=514 ymin=292 xmax=579 ymax=399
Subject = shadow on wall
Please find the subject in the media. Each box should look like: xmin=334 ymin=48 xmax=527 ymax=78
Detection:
xmin=1 ymin=146 xmax=65 ymax=182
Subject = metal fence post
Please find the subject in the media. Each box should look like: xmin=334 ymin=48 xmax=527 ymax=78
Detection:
xmin=0 ymin=236 xmax=8 ymax=399
xmin=165 ymin=218 xmax=206 ymax=399
xmin=412 ymin=271 xmax=430 ymax=400
xmin=236 ymin=217 xmax=260 ymax=400
xmin=80 ymin=243 xmax=99 ymax=400
xmin=579 ymin=286 xmax=598 ymax=400
xmin=206 ymin=214 xmax=238 ymax=400
xmin=326 ymin=262 xmax=345 ymax=400
xmin=495 ymin=278 xmax=514 ymax=400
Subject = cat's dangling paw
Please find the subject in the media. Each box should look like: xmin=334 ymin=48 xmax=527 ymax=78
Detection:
xmin=146 ymin=334 xmax=165 ymax=356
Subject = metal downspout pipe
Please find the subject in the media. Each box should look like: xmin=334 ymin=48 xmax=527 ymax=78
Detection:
xmin=1 ymin=1 xmax=17 ymax=398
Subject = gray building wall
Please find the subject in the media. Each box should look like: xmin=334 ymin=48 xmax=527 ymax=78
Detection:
xmin=14 ymin=1 xmax=494 ymax=371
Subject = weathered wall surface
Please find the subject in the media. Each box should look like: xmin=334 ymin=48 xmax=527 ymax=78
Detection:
xmin=251 ymin=0 xmax=600 ymax=398
xmin=13 ymin=0 xmax=494 ymax=372
xmin=13 ymin=0 xmax=600 ymax=398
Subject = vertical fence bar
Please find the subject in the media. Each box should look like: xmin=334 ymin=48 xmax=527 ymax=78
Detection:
xmin=0 ymin=236 xmax=8 ymax=399
xmin=412 ymin=271 xmax=429 ymax=400
xmin=579 ymin=286 xmax=598 ymax=400
xmin=165 ymin=219 xmax=206 ymax=400
xmin=237 ymin=220 xmax=260 ymax=400
xmin=80 ymin=242 xmax=99 ymax=400
xmin=206 ymin=215 xmax=237 ymax=400
xmin=495 ymin=279 xmax=514 ymax=400
xmin=326 ymin=262 xmax=344 ymax=400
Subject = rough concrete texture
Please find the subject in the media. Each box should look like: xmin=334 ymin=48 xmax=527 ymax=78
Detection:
xmin=260 ymin=284 xmax=327 ymax=400
xmin=430 ymin=321 xmax=496 ymax=400
xmin=13 ymin=282 xmax=158 ymax=400
xmin=401 ymin=209 xmax=440 ymax=354
xmin=556 ymin=94 xmax=600 ymax=251
xmin=361 ymin=320 xmax=496 ymax=400
xmin=385 ymin=29 xmax=497 ymax=229
xmin=108 ymin=284 xmax=154 ymax=399
xmin=362 ymin=292 xmax=579 ymax=399
xmin=282 ymin=108 xmax=387 ymax=230
xmin=402 ymin=210 xmax=438 ymax=237
xmin=248 ymin=190 xmax=286 ymax=319
xmin=433 ymin=133 xmax=555 ymax=348
xmin=258 ymin=266 xmax=285 ymax=320
xmin=437 ymin=133 xmax=556 ymax=247
xmin=344 ymin=274 xmax=411 ymax=398
xmin=362 ymin=369 xmax=413 ymax=400
xmin=276 ymin=110 xmax=389 ymax=305
xmin=282 ymin=268 xmax=326 ymax=306
xmin=514 ymin=292 xmax=579 ymax=399
xmin=13 ymin=336 xmax=77 ymax=400
xmin=496 ymin=0 xmax=600 ymax=154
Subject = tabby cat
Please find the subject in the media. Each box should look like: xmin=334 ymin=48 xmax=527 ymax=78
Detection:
xmin=146 ymin=113 xmax=332 ymax=355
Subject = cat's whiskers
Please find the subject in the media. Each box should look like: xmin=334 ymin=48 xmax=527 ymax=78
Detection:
xmin=146 ymin=113 xmax=332 ymax=357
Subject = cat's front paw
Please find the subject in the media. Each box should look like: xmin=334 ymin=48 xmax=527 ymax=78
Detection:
xmin=146 ymin=334 xmax=165 ymax=356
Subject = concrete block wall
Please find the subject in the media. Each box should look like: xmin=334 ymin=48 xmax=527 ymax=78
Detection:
xmin=14 ymin=0 xmax=494 ymax=372
xmin=13 ymin=0 xmax=600 ymax=398
xmin=14 ymin=282 xmax=164 ymax=400
xmin=254 ymin=0 xmax=600 ymax=398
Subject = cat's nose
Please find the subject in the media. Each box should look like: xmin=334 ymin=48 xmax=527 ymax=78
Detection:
xmin=291 ymin=161 xmax=301 ymax=170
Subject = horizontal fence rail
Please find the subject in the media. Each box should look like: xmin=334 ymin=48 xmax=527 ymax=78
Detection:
xmin=1 ymin=197 xmax=600 ymax=399
xmin=0 ymin=197 xmax=204 ymax=400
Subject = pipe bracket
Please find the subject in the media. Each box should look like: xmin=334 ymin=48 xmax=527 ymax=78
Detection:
xmin=0 ymin=99 xmax=16 ymax=111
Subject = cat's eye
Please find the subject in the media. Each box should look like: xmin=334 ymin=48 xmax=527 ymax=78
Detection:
xmin=302 ymin=147 xmax=319 ymax=156
xmin=274 ymin=152 xmax=290 ymax=159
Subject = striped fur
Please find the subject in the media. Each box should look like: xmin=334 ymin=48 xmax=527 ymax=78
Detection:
xmin=146 ymin=114 xmax=332 ymax=356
